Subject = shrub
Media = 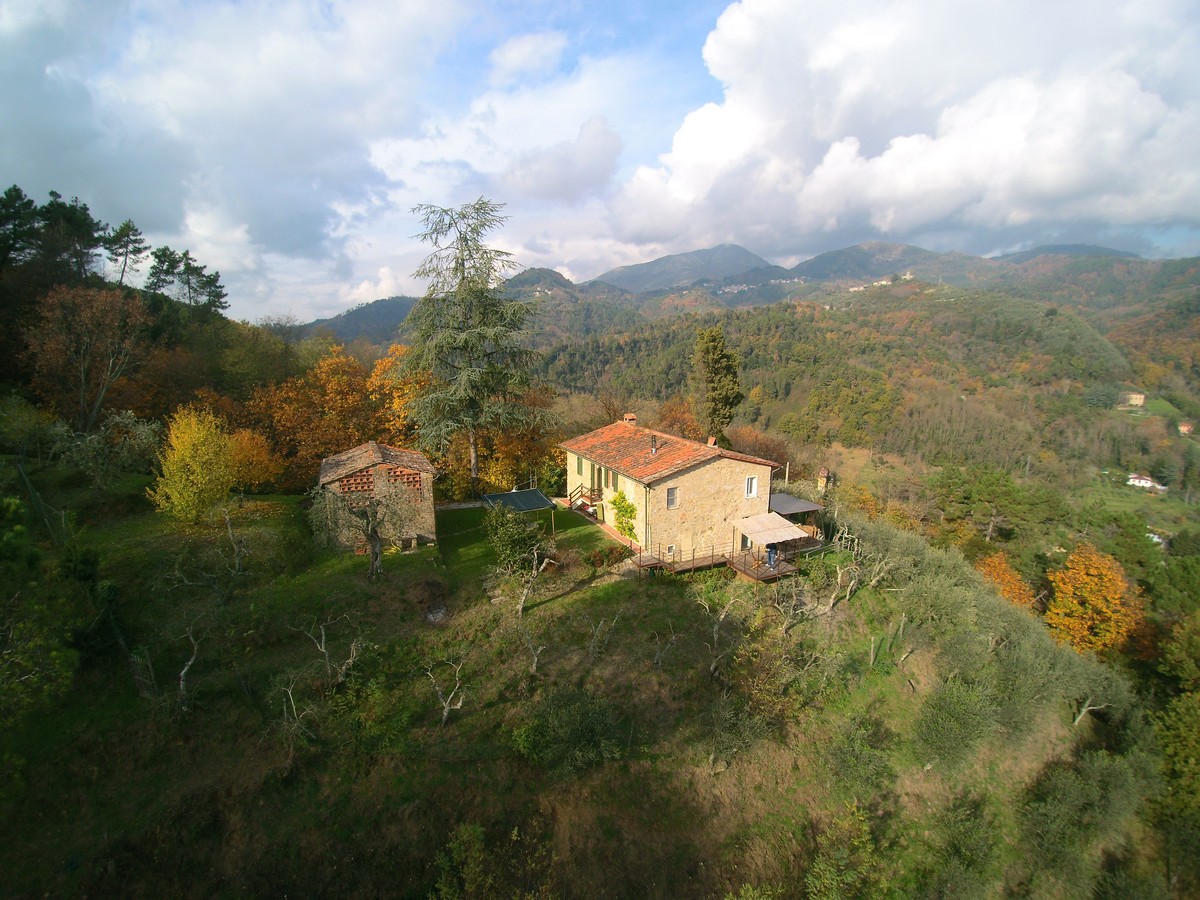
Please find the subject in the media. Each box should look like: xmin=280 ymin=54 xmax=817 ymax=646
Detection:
xmin=585 ymin=544 xmax=633 ymax=569
xmin=609 ymin=490 xmax=636 ymax=540
xmin=513 ymin=688 xmax=623 ymax=772
xmin=914 ymin=678 xmax=995 ymax=769
xmin=484 ymin=503 xmax=548 ymax=574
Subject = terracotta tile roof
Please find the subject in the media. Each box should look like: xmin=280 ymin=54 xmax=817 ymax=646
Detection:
xmin=560 ymin=420 xmax=778 ymax=485
xmin=318 ymin=441 xmax=436 ymax=485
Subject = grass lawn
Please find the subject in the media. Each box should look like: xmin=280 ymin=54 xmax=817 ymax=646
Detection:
xmin=436 ymin=504 xmax=622 ymax=586
xmin=1073 ymin=475 xmax=1198 ymax=535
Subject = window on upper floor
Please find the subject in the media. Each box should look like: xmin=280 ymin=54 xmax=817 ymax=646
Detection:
xmin=745 ymin=475 xmax=758 ymax=498
xmin=576 ymin=456 xmax=583 ymax=476
xmin=666 ymin=486 xmax=679 ymax=509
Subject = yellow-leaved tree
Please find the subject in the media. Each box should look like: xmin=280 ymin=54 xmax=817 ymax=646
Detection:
xmin=1044 ymin=543 xmax=1143 ymax=653
xmin=148 ymin=406 xmax=280 ymax=522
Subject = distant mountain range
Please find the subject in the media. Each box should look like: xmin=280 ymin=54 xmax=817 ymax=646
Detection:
xmin=303 ymin=241 xmax=1199 ymax=347
xmin=587 ymin=244 xmax=773 ymax=293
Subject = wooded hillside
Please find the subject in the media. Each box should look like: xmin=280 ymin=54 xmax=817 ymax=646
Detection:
xmin=3 ymin=185 xmax=1200 ymax=896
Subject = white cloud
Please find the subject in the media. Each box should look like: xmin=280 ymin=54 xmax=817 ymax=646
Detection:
xmin=503 ymin=116 xmax=622 ymax=203
xmin=342 ymin=265 xmax=411 ymax=305
xmin=610 ymin=0 xmax=1200 ymax=260
xmin=488 ymin=31 xmax=568 ymax=86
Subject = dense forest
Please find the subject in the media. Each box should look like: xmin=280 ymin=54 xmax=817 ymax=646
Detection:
xmin=3 ymin=183 xmax=1200 ymax=897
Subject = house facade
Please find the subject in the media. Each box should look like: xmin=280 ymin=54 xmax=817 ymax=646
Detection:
xmin=1126 ymin=472 xmax=1167 ymax=493
xmin=560 ymin=415 xmax=780 ymax=560
xmin=318 ymin=441 xmax=438 ymax=545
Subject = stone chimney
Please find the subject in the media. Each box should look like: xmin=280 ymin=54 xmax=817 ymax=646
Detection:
xmin=707 ymin=436 xmax=718 ymax=447
xmin=623 ymin=412 xmax=638 ymax=425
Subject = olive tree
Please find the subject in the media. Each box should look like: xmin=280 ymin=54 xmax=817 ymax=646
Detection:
xmin=308 ymin=479 xmax=418 ymax=580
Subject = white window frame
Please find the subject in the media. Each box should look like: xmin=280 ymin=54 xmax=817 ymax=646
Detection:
xmin=745 ymin=475 xmax=758 ymax=498
xmin=666 ymin=486 xmax=679 ymax=509
xmin=665 ymin=544 xmax=676 ymax=559
xmin=740 ymin=533 xmax=752 ymax=551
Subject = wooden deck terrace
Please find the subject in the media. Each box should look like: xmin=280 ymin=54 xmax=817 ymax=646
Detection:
xmin=631 ymin=540 xmax=823 ymax=582
xmin=557 ymin=496 xmax=825 ymax=582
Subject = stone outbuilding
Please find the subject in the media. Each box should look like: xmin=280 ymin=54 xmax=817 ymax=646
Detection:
xmin=317 ymin=441 xmax=438 ymax=546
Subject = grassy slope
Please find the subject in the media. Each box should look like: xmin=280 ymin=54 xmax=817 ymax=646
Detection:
xmin=0 ymin=475 xmax=1158 ymax=897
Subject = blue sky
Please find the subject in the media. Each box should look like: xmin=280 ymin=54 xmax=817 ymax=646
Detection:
xmin=3 ymin=0 xmax=1198 ymax=321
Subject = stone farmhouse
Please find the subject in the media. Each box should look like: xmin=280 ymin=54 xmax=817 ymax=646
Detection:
xmin=317 ymin=441 xmax=438 ymax=546
xmin=561 ymin=415 xmax=815 ymax=573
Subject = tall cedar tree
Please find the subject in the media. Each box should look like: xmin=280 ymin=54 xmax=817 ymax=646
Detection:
xmin=1045 ymin=543 xmax=1143 ymax=653
xmin=691 ymin=326 xmax=743 ymax=444
xmin=405 ymin=199 xmax=540 ymax=493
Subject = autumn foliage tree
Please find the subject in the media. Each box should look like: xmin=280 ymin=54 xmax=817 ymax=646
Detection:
xmin=976 ymin=551 xmax=1037 ymax=609
xmin=367 ymin=343 xmax=428 ymax=446
xmin=1044 ymin=544 xmax=1143 ymax=653
xmin=249 ymin=345 xmax=380 ymax=489
xmin=25 ymin=285 xmax=150 ymax=432
xmin=148 ymin=406 xmax=280 ymax=522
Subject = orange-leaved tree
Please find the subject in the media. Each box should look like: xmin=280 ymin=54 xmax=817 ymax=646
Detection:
xmin=367 ymin=343 xmax=429 ymax=446
xmin=249 ymin=345 xmax=379 ymax=489
xmin=1044 ymin=543 xmax=1143 ymax=653
xmin=976 ymin=551 xmax=1037 ymax=609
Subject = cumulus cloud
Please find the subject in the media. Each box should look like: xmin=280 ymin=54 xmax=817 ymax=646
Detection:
xmin=612 ymin=0 xmax=1200 ymax=259
xmin=503 ymin=116 xmax=622 ymax=203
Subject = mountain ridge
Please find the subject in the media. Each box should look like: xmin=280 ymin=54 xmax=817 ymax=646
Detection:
xmin=302 ymin=241 xmax=1198 ymax=345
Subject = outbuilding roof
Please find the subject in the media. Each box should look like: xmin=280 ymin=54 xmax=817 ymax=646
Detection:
xmin=770 ymin=494 xmax=824 ymax=516
xmin=560 ymin=418 xmax=777 ymax=485
xmin=318 ymin=441 xmax=436 ymax=486
xmin=483 ymin=489 xmax=556 ymax=512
